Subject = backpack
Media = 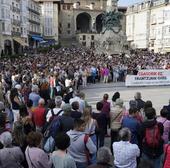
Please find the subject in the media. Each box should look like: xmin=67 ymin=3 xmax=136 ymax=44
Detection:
xmin=43 ymin=109 xmax=63 ymax=153
xmin=143 ymin=124 xmax=161 ymax=148
xmin=42 ymin=108 xmax=63 ymax=133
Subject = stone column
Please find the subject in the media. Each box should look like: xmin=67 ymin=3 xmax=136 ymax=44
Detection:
xmin=92 ymin=17 xmax=96 ymax=32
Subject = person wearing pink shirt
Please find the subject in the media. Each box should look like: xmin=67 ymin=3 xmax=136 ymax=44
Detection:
xmin=157 ymin=108 xmax=170 ymax=144
xmin=103 ymin=67 xmax=109 ymax=83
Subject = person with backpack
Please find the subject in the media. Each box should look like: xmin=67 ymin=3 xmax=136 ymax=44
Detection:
xmin=46 ymin=96 xmax=64 ymax=122
xmin=140 ymin=107 xmax=164 ymax=168
xmin=67 ymin=119 xmax=97 ymax=168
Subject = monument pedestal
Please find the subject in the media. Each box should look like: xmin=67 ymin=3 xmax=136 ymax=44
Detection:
xmin=95 ymin=30 xmax=126 ymax=55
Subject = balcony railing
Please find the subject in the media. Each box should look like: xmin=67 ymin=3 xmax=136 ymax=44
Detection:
xmin=12 ymin=19 xmax=21 ymax=26
xmin=12 ymin=31 xmax=21 ymax=37
xmin=12 ymin=6 xmax=20 ymax=13
xmin=28 ymin=7 xmax=40 ymax=15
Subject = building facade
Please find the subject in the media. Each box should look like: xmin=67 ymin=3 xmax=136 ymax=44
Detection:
xmin=36 ymin=0 xmax=126 ymax=48
xmin=38 ymin=0 xmax=59 ymax=45
xmin=0 ymin=0 xmax=13 ymax=56
xmin=28 ymin=0 xmax=42 ymax=48
xmin=0 ymin=0 xmax=41 ymax=56
xmin=126 ymin=0 xmax=170 ymax=53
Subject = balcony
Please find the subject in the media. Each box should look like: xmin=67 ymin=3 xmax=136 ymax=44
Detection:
xmin=28 ymin=7 xmax=40 ymax=15
xmin=12 ymin=31 xmax=21 ymax=37
xmin=29 ymin=19 xmax=40 ymax=26
xmin=12 ymin=19 xmax=21 ymax=26
xmin=12 ymin=6 xmax=20 ymax=13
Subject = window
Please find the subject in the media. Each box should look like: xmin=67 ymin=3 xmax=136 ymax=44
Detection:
xmin=1 ymin=8 xmax=5 ymax=18
xmin=63 ymin=5 xmax=66 ymax=10
xmin=91 ymin=41 xmax=94 ymax=47
xmin=13 ymin=27 xmax=15 ymax=31
xmin=67 ymin=30 xmax=70 ymax=34
xmin=91 ymin=35 xmax=94 ymax=40
xmin=2 ymin=22 xmax=5 ymax=31
xmin=17 ymin=28 xmax=19 ymax=32
xmin=83 ymin=35 xmax=86 ymax=40
xmin=21 ymin=27 xmax=23 ymax=33
xmin=68 ymin=23 xmax=70 ymax=28
xmin=82 ymin=42 xmax=86 ymax=46
xmin=67 ymin=4 xmax=71 ymax=10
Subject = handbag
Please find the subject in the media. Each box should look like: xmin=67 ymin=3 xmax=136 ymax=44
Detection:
xmin=111 ymin=111 xmax=123 ymax=131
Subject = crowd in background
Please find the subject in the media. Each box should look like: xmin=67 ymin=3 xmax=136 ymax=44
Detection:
xmin=0 ymin=47 xmax=170 ymax=168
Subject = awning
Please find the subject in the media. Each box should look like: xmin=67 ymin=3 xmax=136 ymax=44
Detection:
xmin=13 ymin=37 xmax=28 ymax=46
xmin=43 ymin=39 xmax=56 ymax=45
xmin=31 ymin=35 xmax=43 ymax=41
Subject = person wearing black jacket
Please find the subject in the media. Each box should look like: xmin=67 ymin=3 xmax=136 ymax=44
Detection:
xmin=140 ymin=107 xmax=164 ymax=168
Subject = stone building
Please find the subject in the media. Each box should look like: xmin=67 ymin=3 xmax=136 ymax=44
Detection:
xmin=0 ymin=0 xmax=13 ymax=56
xmin=36 ymin=0 xmax=126 ymax=47
xmin=0 ymin=0 xmax=41 ymax=56
xmin=126 ymin=0 xmax=170 ymax=53
xmin=38 ymin=0 xmax=59 ymax=45
xmin=28 ymin=0 xmax=42 ymax=48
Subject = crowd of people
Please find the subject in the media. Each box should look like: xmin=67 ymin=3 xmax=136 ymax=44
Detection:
xmin=0 ymin=47 xmax=170 ymax=168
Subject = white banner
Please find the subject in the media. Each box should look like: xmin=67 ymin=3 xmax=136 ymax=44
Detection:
xmin=125 ymin=70 xmax=170 ymax=86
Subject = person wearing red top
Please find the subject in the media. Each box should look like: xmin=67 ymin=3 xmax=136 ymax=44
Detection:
xmin=33 ymin=98 xmax=46 ymax=132
xmin=163 ymin=143 xmax=170 ymax=168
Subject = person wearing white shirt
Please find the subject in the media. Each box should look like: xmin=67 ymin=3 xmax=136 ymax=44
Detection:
xmin=65 ymin=77 xmax=72 ymax=88
xmin=46 ymin=96 xmax=64 ymax=122
xmin=69 ymin=91 xmax=85 ymax=113
xmin=113 ymin=128 xmax=140 ymax=168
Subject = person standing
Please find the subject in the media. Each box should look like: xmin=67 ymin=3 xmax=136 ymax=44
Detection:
xmin=113 ymin=128 xmax=140 ymax=168
xmin=122 ymin=108 xmax=141 ymax=145
xmin=140 ymin=107 xmax=164 ymax=168
xmin=101 ymin=94 xmax=110 ymax=135
xmin=67 ymin=119 xmax=97 ymax=168
xmin=51 ymin=133 xmax=76 ymax=168
xmin=33 ymin=98 xmax=46 ymax=132
xmin=29 ymin=85 xmax=41 ymax=108
xmin=25 ymin=132 xmax=52 ymax=168
xmin=92 ymin=102 xmax=107 ymax=148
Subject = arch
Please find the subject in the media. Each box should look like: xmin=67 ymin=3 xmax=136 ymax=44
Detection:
xmin=96 ymin=14 xmax=103 ymax=33
xmin=4 ymin=40 xmax=12 ymax=55
xmin=76 ymin=12 xmax=91 ymax=33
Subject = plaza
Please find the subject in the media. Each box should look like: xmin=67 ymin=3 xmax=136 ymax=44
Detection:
xmin=84 ymin=82 xmax=170 ymax=115
xmin=1 ymin=0 xmax=170 ymax=168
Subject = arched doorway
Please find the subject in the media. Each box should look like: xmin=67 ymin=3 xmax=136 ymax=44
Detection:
xmin=76 ymin=12 xmax=91 ymax=33
xmin=96 ymin=14 xmax=103 ymax=33
xmin=4 ymin=40 xmax=12 ymax=55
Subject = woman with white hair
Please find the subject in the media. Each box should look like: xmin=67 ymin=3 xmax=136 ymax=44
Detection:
xmin=113 ymin=128 xmax=140 ymax=168
xmin=0 ymin=131 xmax=24 ymax=168
xmin=87 ymin=147 xmax=112 ymax=168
